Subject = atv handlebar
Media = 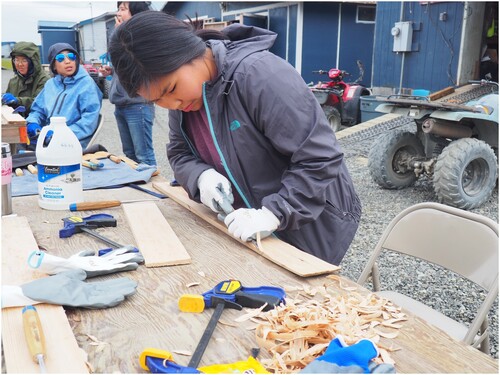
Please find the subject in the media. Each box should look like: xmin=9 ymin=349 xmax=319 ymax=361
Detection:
xmin=468 ymin=79 xmax=499 ymax=89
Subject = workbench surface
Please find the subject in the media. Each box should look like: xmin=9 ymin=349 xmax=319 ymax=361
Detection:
xmin=3 ymin=178 xmax=498 ymax=373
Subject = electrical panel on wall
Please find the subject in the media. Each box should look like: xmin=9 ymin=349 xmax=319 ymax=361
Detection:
xmin=391 ymin=21 xmax=413 ymax=52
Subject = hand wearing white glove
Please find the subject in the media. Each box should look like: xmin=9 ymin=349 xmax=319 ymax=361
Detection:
xmin=224 ymin=207 xmax=280 ymax=242
xmin=27 ymin=246 xmax=144 ymax=278
xmin=197 ymin=168 xmax=234 ymax=214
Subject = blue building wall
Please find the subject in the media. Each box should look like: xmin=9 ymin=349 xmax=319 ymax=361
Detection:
xmin=163 ymin=2 xmax=374 ymax=87
xmin=373 ymin=2 xmax=464 ymax=92
xmin=302 ymin=2 xmax=339 ymax=84
xmin=338 ymin=3 xmax=374 ymax=86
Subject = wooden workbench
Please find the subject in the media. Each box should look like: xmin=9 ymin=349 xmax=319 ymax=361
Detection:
xmin=1 ymin=105 xmax=27 ymax=146
xmin=3 ymin=178 xmax=498 ymax=373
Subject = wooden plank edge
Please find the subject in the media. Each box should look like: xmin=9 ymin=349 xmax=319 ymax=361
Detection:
xmin=122 ymin=202 xmax=192 ymax=267
xmin=152 ymin=182 xmax=340 ymax=277
xmin=1 ymin=216 xmax=89 ymax=373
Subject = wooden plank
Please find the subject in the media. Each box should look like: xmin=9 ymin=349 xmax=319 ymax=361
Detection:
xmin=122 ymin=201 xmax=191 ymax=267
xmin=1 ymin=216 xmax=89 ymax=373
xmin=1 ymin=105 xmax=26 ymax=125
xmin=152 ymin=182 xmax=340 ymax=277
xmin=2 ymin=105 xmax=27 ymax=144
xmin=429 ymin=86 xmax=455 ymax=101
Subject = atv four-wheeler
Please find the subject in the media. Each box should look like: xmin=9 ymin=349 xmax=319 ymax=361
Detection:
xmin=368 ymin=80 xmax=498 ymax=210
xmin=83 ymin=62 xmax=111 ymax=99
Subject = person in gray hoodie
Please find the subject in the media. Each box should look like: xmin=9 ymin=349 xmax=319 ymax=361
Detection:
xmin=99 ymin=1 xmax=156 ymax=167
xmin=108 ymin=11 xmax=361 ymax=265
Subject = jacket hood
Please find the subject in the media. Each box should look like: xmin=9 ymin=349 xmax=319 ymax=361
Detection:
xmin=210 ymin=24 xmax=277 ymax=80
xmin=10 ymin=41 xmax=43 ymax=79
xmin=48 ymin=43 xmax=80 ymax=75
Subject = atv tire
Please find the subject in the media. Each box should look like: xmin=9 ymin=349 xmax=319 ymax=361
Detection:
xmin=368 ymin=131 xmax=424 ymax=189
xmin=323 ymin=106 xmax=342 ymax=132
xmin=433 ymin=138 xmax=498 ymax=209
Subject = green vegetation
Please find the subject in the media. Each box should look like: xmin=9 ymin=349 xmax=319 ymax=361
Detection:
xmin=1 ymin=58 xmax=13 ymax=70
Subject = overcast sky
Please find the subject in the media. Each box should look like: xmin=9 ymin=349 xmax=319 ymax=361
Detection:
xmin=1 ymin=1 xmax=164 ymax=45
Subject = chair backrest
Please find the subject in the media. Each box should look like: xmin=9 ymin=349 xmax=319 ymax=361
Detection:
xmin=86 ymin=114 xmax=103 ymax=149
xmin=358 ymin=202 xmax=498 ymax=291
xmin=357 ymin=202 xmax=498 ymax=350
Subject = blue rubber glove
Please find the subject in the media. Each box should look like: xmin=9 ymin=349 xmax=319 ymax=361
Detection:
xmin=2 ymin=93 xmax=18 ymax=106
xmin=318 ymin=336 xmax=378 ymax=373
xmin=27 ymin=123 xmax=42 ymax=140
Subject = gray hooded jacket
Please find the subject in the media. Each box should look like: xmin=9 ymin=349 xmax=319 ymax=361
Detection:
xmin=167 ymin=25 xmax=361 ymax=265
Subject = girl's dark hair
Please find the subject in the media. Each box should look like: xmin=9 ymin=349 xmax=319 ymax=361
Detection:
xmin=117 ymin=1 xmax=151 ymax=16
xmin=108 ymin=10 xmax=228 ymax=97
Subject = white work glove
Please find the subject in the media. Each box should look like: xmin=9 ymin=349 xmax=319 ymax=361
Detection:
xmin=224 ymin=207 xmax=280 ymax=242
xmin=197 ymin=168 xmax=234 ymax=214
xmin=2 ymin=269 xmax=137 ymax=309
xmin=27 ymin=246 xmax=144 ymax=278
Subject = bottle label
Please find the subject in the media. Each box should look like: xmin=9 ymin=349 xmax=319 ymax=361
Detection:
xmin=38 ymin=163 xmax=82 ymax=202
xmin=1 ymin=156 xmax=12 ymax=186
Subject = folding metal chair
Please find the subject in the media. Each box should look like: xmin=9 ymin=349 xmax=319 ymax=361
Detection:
xmin=86 ymin=113 xmax=104 ymax=148
xmin=357 ymin=202 xmax=498 ymax=354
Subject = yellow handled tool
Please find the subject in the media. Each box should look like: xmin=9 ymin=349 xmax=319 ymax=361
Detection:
xmin=22 ymin=305 xmax=47 ymax=373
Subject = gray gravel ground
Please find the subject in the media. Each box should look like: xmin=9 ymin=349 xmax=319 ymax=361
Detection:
xmin=2 ymin=69 xmax=498 ymax=358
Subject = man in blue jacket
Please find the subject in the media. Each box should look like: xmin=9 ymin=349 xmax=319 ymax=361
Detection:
xmin=26 ymin=43 xmax=102 ymax=149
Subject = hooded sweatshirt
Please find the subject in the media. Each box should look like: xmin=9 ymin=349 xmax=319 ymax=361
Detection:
xmin=167 ymin=25 xmax=361 ymax=265
xmin=26 ymin=43 xmax=102 ymax=149
xmin=7 ymin=42 xmax=50 ymax=116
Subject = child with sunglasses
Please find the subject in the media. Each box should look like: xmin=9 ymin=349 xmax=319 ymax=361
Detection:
xmin=108 ymin=12 xmax=361 ymax=265
xmin=25 ymin=43 xmax=102 ymax=149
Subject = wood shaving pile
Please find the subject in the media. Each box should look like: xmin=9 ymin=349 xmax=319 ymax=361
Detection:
xmin=251 ymin=275 xmax=407 ymax=373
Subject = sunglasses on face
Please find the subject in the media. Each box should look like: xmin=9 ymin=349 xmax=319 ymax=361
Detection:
xmin=55 ymin=52 xmax=77 ymax=63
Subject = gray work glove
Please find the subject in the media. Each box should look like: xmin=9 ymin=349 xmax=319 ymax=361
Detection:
xmin=27 ymin=246 xmax=144 ymax=278
xmin=2 ymin=269 xmax=137 ymax=309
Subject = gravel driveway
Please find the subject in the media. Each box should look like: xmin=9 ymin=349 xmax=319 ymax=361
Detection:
xmin=3 ymin=69 xmax=498 ymax=358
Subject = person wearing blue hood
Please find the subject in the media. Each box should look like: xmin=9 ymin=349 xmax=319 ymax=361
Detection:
xmin=108 ymin=11 xmax=361 ymax=265
xmin=25 ymin=43 xmax=102 ymax=149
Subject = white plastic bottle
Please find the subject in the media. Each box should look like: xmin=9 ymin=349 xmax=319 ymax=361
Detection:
xmin=36 ymin=117 xmax=83 ymax=210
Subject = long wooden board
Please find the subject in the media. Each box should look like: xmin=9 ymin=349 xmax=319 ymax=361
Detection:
xmin=122 ymin=201 xmax=191 ymax=267
xmin=1 ymin=216 xmax=88 ymax=373
xmin=152 ymin=182 xmax=340 ymax=277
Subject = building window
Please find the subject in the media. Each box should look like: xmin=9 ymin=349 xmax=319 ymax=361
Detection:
xmin=357 ymin=5 xmax=376 ymax=24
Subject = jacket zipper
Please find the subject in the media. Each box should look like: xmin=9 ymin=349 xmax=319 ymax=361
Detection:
xmin=202 ymin=82 xmax=251 ymax=208
xmin=49 ymin=79 xmax=67 ymax=118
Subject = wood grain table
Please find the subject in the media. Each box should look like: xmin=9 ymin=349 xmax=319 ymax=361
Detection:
xmin=3 ymin=179 xmax=498 ymax=373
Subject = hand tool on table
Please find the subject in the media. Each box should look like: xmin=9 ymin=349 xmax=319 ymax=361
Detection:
xmin=27 ymin=164 xmax=37 ymax=174
xmin=69 ymin=198 xmax=161 ymax=211
xmin=138 ymin=280 xmax=284 ymax=373
xmin=82 ymin=160 xmax=104 ymax=170
xmin=182 ymin=280 xmax=286 ymax=369
xmin=139 ymin=348 xmax=268 ymax=374
xmin=128 ymin=183 xmax=168 ymax=199
xmin=22 ymin=305 xmax=47 ymax=373
xmin=82 ymin=150 xmax=122 ymax=164
xmin=59 ymin=213 xmax=139 ymax=256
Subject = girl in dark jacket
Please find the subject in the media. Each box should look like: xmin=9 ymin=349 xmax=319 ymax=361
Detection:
xmin=108 ymin=11 xmax=361 ymax=265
